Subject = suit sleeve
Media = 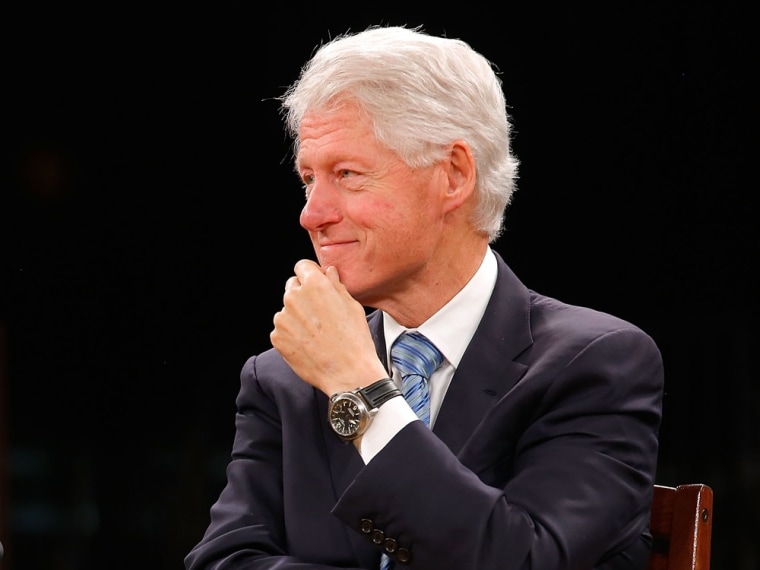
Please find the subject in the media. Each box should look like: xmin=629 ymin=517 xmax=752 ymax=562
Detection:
xmin=184 ymin=355 xmax=366 ymax=570
xmin=332 ymin=326 xmax=664 ymax=570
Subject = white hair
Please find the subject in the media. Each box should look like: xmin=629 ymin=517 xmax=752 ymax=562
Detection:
xmin=279 ymin=25 xmax=519 ymax=242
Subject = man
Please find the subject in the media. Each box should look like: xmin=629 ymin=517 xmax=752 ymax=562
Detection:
xmin=186 ymin=25 xmax=663 ymax=569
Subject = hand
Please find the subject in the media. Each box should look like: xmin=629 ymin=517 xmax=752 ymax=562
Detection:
xmin=271 ymin=259 xmax=389 ymax=395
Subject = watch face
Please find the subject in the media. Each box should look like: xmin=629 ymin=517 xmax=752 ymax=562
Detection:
xmin=330 ymin=398 xmax=363 ymax=437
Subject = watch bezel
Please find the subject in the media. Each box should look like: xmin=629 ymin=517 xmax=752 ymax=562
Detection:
xmin=329 ymin=391 xmax=373 ymax=441
xmin=328 ymin=378 xmax=402 ymax=441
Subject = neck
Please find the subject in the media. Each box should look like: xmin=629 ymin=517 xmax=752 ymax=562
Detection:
xmin=374 ymin=238 xmax=489 ymax=328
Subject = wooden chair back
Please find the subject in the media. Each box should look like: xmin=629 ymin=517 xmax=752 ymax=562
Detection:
xmin=647 ymin=483 xmax=714 ymax=570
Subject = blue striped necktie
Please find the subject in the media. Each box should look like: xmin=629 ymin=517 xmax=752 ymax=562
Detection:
xmin=379 ymin=331 xmax=443 ymax=570
xmin=390 ymin=331 xmax=443 ymax=426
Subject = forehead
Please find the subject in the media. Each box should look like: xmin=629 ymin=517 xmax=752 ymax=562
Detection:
xmin=297 ymin=101 xmax=378 ymax=164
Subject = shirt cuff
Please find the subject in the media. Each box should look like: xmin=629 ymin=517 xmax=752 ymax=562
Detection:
xmin=358 ymin=395 xmax=418 ymax=463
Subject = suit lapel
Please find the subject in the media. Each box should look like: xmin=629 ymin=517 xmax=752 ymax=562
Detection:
xmin=433 ymin=254 xmax=532 ymax=455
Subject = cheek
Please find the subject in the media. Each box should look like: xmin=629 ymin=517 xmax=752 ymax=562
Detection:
xmin=349 ymin=195 xmax=397 ymax=230
xmin=355 ymin=174 xmax=441 ymax=248
xmin=369 ymin=201 xmax=435 ymax=257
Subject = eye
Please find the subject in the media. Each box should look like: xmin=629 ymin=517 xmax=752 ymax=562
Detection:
xmin=301 ymin=173 xmax=315 ymax=198
xmin=339 ymin=169 xmax=355 ymax=179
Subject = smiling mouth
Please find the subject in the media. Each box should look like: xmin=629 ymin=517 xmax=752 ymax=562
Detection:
xmin=318 ymin=239 xmax=357 ymax=249
xmin=315 ymin=241 xmax=359 ymax=264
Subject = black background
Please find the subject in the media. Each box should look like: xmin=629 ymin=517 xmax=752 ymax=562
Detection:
xmin=1 ymin=5 xmax=757 ymax=570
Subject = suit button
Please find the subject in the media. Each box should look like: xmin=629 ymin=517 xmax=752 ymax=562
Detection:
xmin=383 ymin=538 xmax=398 ymax=554
xmin=371 ymin=529 xmax=385 ymax=545
xmin=397 ymin=547 xmax=412 ymax=563
xmin=359 ymin=519 xmax=373 ymax=534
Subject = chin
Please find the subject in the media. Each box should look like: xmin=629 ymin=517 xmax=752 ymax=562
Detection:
xmin=346 ymin=282 xmax=384 ymax=308
xmin=340 ymin=275 xmax=370 ymax=301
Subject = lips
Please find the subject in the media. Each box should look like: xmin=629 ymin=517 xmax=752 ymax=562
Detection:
xmin=314 ymin=238 xmax=360 ymax=266
xmin=316 ymin=235 xmax=358 ymax=249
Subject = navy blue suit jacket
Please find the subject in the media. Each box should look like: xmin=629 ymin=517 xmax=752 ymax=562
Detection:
xmin=186 ymin=252 xmax=664 ymax=569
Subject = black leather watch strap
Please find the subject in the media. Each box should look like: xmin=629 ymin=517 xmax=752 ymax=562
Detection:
xmin=358 ymin=378 xmax=402 ymax=409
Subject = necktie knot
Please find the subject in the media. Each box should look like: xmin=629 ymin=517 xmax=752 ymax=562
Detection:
xmin=391 ymin=331 xmax=443 ymax=380
xmin=390 ymin=331 xmax=443 ymax=427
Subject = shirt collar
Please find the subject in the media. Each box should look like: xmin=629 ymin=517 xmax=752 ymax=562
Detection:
xmin=383 ymin=247 xmax=498 ymax=368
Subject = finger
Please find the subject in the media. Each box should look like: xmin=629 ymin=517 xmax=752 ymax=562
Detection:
xmin=293 ymin=258 xmax=323 ymax=280
xmin=284 ymin=276 xmax=301 ymax=292
xmin=325 ymin=265 xmax=341 ymax=284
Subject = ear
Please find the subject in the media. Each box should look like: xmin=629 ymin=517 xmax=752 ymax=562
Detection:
xmin=441 ymin=140 xmax=476 ymax=214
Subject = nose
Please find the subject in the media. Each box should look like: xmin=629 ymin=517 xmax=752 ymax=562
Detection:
xmin=299 ymin=178 xmax=342 ymax=231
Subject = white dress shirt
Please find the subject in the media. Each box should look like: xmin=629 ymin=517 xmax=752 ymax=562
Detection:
xmin=359 ymin=247 xmax=498 ymax=462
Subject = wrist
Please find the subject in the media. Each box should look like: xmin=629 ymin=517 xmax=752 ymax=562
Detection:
xmin=328 ymin=378 xmax=402 ymax=441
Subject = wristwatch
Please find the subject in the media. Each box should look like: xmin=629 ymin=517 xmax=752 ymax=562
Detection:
xmin=328 ymin=378 xmax=402 ymax=441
